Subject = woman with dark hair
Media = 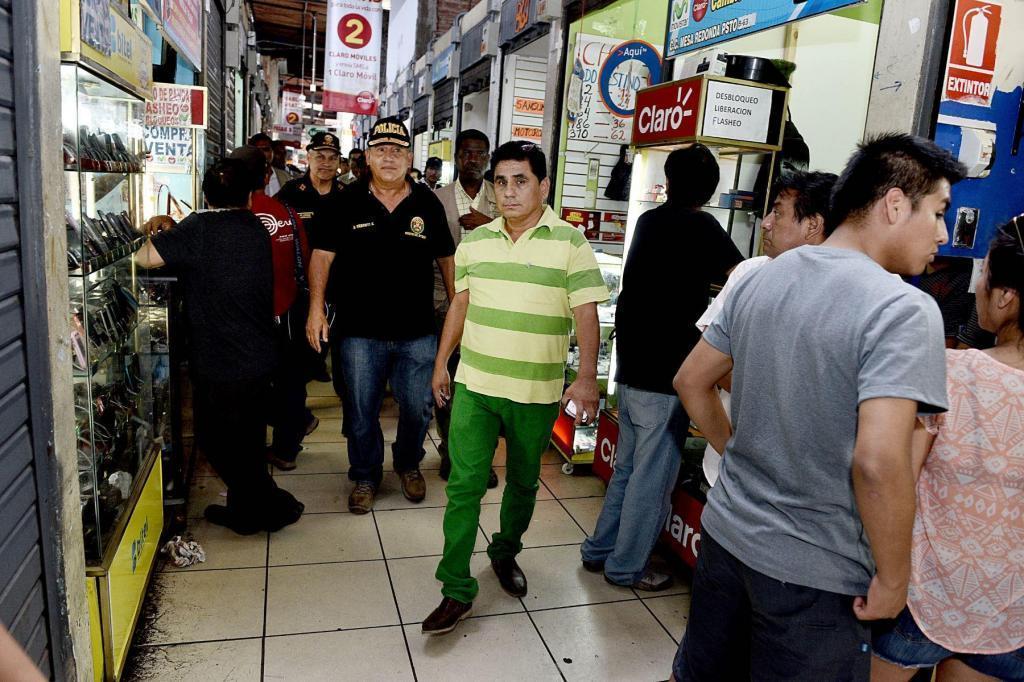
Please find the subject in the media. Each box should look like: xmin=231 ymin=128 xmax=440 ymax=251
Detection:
xmin=872 ymin=219 xmax=1024 ymax=681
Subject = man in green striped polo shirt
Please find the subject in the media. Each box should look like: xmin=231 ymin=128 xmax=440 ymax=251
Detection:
xmin=422 ymin=141 xmax=610 ymax=635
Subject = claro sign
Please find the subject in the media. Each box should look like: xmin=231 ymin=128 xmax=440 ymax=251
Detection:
xmin=632 ymin=77 xmax=702 ymax=146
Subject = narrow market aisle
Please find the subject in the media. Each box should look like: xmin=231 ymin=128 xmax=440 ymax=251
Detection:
xmin=127 ymin=381 xmax=690 ymax=681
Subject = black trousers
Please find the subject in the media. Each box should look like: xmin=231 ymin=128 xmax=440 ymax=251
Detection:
xmin=673 ymin=531 xmax=871 ymax=682
xmin=193 ymin=373 xmax=276 ymax=514
xmin=270 ymin=324 xmax=313 ymax=461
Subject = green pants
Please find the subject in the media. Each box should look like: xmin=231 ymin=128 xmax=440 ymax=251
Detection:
xmin=435 ymin=384 xmax=559 ymax=603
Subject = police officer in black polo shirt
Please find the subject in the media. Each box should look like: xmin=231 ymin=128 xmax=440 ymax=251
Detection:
xmin=278 ymin=132 xmax=347 ymax=387
xmin=277 ymin=132 xmax=346 ymax=238
xmin=306 ymin=118 xmax=455 ymax=514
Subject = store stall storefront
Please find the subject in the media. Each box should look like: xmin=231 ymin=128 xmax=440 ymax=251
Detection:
xmin=497 ymin=0 xmax=554 ymax=147
xmin=431 ymin=29 xmax=459 ymax=184
xmin=59 ymin=1 xmax=172 ymax=678
xmin=411 ymin=55 xmax=431 ymax=172
xmin=584 ymin=0 xmax=884 ymax=568
xmin=457 ymin=0 xmax=500 ymax=142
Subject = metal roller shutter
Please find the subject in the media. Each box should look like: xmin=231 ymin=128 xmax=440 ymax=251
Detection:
xmin=412 ymin=96 xmax=430 ymax=136
xmin=432 ymin=79 xmax=456 ymax=130
xmin=205 ymin=1 xmax=225 ymax=161
xmin=0 ymin=0 xmax=55 ymax=675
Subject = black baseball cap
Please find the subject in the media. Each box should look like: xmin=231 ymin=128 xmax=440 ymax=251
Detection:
xmin=307 ymin=131 xmax=341 ymax=152
xmin=368 ymin=117 xmax=411 ymax=148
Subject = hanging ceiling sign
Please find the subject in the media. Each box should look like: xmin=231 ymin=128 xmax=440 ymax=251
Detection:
xmin=665 ymin=0 xmax=862 ymax=58
xmin=161 ymin=0 xmax=202 ymax=71
xmin=280 ymin=89 xmax=304 ymax=126
xmin=324 ymin=0 xmax=383 ymax=115
xmin=942 ymin=0 xmax=1002 ymax=107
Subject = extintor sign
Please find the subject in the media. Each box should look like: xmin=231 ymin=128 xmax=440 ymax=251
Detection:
xmin=943 ymin=0 xmax=1002 ymax=107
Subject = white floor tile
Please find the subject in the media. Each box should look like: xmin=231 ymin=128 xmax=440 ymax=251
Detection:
xmin=539 ymin=464 xmax=607 ymax=499
xmin=304 ymin=394 xmax=340 ymax=411
xmin=561 ymin=497 xmax=606 ymax=536
xmin=374 ymin=468 xmax=449 ymax=510
xmin=263 ymin=627 xmax=414 ymax=681
xmin=142 ymin=569 xmax=265 ymax=645
xmin=265 ymin=561 xmax=399 ymax=635
xmin=531 ymin=601 xmax=678 ymax=681
xmin=306 ymin=381 xmax=338 ymax=398
xmin=405 ymin=613 xmax=562 ymax=682
xmin=161 ymin=518 xmax=267 ymax=572
xmin=128 ymin=638 xmax=261 ymax=681
xmin=479 ymin=500 xmax=586 ymax=549
xmin=302 ymin=417 xmax=346 ymax=443
xmin=269 ymin=512 xmax=382 ymax=566
xmin=374 ymin=506 xmax=488 ymax=559
xmin=643 ymin=593 xmax=691 ymax=644
xmin=388 ymin=552 xmax=525 ymax=624
xmin=276 ymin=442 xmax=348 ymax=476
xmin=273 ymin=473 xmax=348 ymax=514
xmin=186 ymin=477 xmax=227 ymax=519
xmin=516 ymin=544 xmax=635 ymax=611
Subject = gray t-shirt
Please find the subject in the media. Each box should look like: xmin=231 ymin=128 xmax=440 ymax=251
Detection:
xmin=702 ymin=246 xmax=948 ymax=596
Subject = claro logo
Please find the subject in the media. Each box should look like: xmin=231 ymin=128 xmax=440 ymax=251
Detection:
xmin=599 ymin=436 xmax=617 ymax=467
xmin=637 ymin=86 xmax=695 ymax=135
xmin=664 ymin=512 xmax=700 ymax=558
xmin=693 ymin=0 xmax=709 ymax=21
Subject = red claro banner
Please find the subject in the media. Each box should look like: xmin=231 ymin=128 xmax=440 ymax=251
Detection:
xmin=323 ymin=0 xmax=383 ymax=114
xmin=631 ymin=76 xmax=702 ymax=146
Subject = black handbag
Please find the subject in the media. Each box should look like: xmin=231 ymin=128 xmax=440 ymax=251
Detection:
xmin=283 ymin=205 xmax=311 ymax=343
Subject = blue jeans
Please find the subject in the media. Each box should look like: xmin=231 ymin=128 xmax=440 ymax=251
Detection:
xmin=873 ymin=607 xmax=1024 ymax=679
xmin=337 ymin=335 xmax=437 ymax=486
xmin=581 ymin=384 xmax=686 ymax=584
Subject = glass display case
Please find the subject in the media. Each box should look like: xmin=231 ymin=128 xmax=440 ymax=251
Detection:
xmin=552 ymin=251 xmax=623 ymax=473
xmin=64 ymin=62 xmax=158 ymax=564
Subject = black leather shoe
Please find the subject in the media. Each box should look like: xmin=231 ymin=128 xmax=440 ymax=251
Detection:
xmin=487 ymin=468 xmax=499 ymax=489
xmin=422 ymin=597 xmax=473 ymax=635
xmin=491 ymin=557 xmax=528 ymax=597
xmin=438 ymin=454 xmax=451 ymax=481
xmin=582 ymin=558 xmax=604 ymax=573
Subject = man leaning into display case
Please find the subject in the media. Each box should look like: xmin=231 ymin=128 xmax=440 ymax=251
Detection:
xmin=694 ymin=169 xmax=837 ymax=488
xmin=422 ymin=141 xmax=609 ymax=635
xmin=305 ymin=118 xmax=456 ymax=514
xmin=581 ymin=144 xmax=743 ymax=592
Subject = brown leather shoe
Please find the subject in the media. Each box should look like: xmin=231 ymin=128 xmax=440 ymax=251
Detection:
xmin=422 ymin=597 xmax=473 ymax=635
xmin=266 ymin=448 xmax=297 ymax=472
xmin=399 ymin=469 xmax=426 ymax=502
xmin=348 ymin=481 xmax=376 ymax=514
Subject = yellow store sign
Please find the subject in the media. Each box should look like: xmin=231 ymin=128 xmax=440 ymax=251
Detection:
xmin=61 ymin=0 xmax=153 ymax=100
xmin=87 ymin=455 xmax=163 ymax=680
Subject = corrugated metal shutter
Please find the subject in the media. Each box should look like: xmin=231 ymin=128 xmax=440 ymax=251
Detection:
xmin=0 ymin=0 xmax=53 ymax=675
xmin=204 ymin=1 xmax=225 ymax=161
xmin=412 ymin=96 xmax=430 ymax=136
xmin=432 ymin=79 xmax=456 ymax=130
xmin=224 ymin=70 xmax=236 ymax=151
xmin=459 ymin=59 xmax=490 ymax=98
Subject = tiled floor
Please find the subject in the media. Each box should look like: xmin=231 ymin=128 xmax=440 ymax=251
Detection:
xmin=129 ymin=382 xmax=689 ymax=681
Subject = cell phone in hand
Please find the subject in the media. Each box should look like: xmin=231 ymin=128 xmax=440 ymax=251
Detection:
xmin=564 ymin=400 xmax=589 ymax=423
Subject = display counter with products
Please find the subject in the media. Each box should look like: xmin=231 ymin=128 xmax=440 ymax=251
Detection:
xmin=62 ymin=43 xmax=163 ymax=682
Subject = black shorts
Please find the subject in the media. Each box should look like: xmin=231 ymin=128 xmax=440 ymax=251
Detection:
xmin=672 ymin=531 xmax=871 ymax=681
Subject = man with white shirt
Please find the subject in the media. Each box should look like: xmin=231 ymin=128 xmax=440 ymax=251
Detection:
xmin=695 ymin=170 xmax=837 ymax=486
xmin=431 ymin=130 xmax=498 ymax=485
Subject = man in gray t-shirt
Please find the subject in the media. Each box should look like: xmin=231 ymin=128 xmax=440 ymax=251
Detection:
xmin=670 ymin=134 xmax=966 ymax=682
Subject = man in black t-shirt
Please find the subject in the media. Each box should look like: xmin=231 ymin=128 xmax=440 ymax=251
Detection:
xmin=306 ymin=118 xmax=456 ymax=513
xmin=136 ymin=159 xmax=304 ymax=535
xmin=581 ymin=144 xmax=743 ymax=589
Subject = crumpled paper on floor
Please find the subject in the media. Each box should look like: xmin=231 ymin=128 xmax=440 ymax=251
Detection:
xmin=161 ymin=536 xmax=206 ymax=568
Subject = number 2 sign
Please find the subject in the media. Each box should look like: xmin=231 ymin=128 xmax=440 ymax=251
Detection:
xmin=324 ymin=0 xmax=383 ymax=115
xmin=339 ymin=13 xmax=372 ymax=49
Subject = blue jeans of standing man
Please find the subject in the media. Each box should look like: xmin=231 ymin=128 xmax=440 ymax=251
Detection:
xmin=581 ymin=384 xmax=687 ymax=584
xmin=337 ymin=335 xmax=437 ymax=487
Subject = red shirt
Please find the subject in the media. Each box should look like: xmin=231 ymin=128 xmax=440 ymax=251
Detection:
xmin=251 ymin=192 xmax=310 ymax=316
